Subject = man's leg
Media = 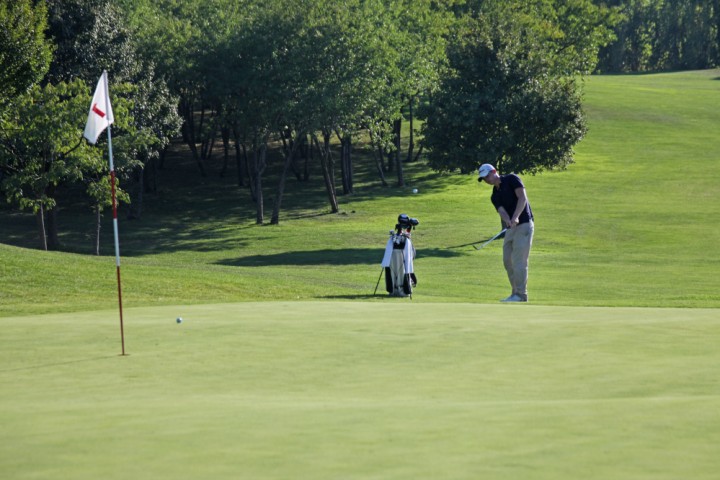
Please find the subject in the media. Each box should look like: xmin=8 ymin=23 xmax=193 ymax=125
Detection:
xmin=502 ymin=230 xmax=517 ymax=296
xmin=509 ymin=222 xmax=534 ymax=300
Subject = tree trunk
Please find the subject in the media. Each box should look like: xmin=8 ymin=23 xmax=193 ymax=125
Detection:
xmin=158 ymin=145 xmax=167 ymax=171
xmin=95 ymin=206 xmax=102 ymax=255
xmin=393 ymin=118 xmax=405 ymax=187
xmin=413 ymin=144 xmax=424 ymax=162
xmin=312 ymin=133 xmax=339 ymax=213
xmin=336 ymin=130 xmax=354 ymax=195
xmin=370 ymin=132 xmax=389 ymax=187
xmin=280 ymin=129 xmax=302 ymax=181
xmin=232 ymin=127 xmax=247 ymax=188
xmin=405 ymin=96 xmax=416 ymax=163
xmin=146 ymin=149 xmax=161 ymax=194
xmin=233 ymin=136 xmax=245 ymax=187
xmin=304 ymin=134 xmax=311 ymax=181
xmin=271 ymin=135 xmax=302 ymax=225
xmin=36 ymin=205 xmax=47 ymax=251
xmin=200 ymin=108 xmax=218 ymax=162
xmin=127 ymin=165 xmax=144 ymax=220
xmin=385 ymin=145 xmax=393 ymax=172
xmin=255 ymin=147 xmax=264 ymax=225
xmin=220 ymin=127 xmax=231 ymax=178
xmin=180 ymin=97 xmax=206 ymax=177
xmin=378 ymin=145 xmax=387 ymax=173
xmin=250 ymin=143 xmax=267 ymax=224
xmin=46 ymin=206 xmax=60 ymax=251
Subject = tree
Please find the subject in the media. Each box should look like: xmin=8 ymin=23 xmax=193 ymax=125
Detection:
xmin=421 ymin=14 xmax=587 ymax=176
xmin=46 ymin=0 xmax=138 ymax=85
xmin=651 ymin=0 xmax=718 ymax=70
xmin=0 ymin=80 xmax=138 ymax=250
xmin=125 ymin=64 xmax=182 ymax=219
xmin=597 ymin=0 xmax=719 ymax=73
xmin=125 ymin=0 xmax=247 ymax=178
xmin=46 ymin=0 xmax=181 ymax=222
xmin=0 ymin=0 xmax=53 ymax=113
xmin=378 ymin=0 xmax=453 ymax=185
xmin=463 ymin=0 xmax=620 ymax=76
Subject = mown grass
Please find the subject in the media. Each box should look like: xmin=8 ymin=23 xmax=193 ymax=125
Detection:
xmin=1 ymin=70 xmax=720 ymax=480
xmin=1 ymin=303 xmax=719 ymax=480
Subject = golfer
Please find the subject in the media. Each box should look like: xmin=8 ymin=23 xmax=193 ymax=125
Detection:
xmin=477 ymin=163 xmax=534 ymax=302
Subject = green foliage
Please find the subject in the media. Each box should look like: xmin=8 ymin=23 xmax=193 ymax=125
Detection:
xmin=598 ymin=0 xmax=720 ymax=72
xmin=46 ymin=0 xmax=138 ymax=84
xmin=0 ymin=0 xmax=53 ymax=110
xmin=128 ymin=65 xmax=182 ymax=162
xmin=421 ymin=14 xmax=587 ymax=175
xmin=0 ymin=80 xmax=139 ymax=214
xmin=0 ymin=80 xmax=98 ymax=213
xmin=43 ymin=0 xmax=181 ymax=218
xmin=471 ymin=0 xmax=621 ymax=75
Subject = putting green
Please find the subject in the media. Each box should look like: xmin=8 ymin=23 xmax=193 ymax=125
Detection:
xmin=1 ymin=302 xmax=719 ymax=479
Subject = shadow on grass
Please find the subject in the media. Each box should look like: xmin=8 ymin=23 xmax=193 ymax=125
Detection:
xmin=0 ymin=355 xmax=120 ymax=373
xmin=320 ymin=294 xmax=393 ymax=299
xmin=216 ymin=247 xmax=463 ymax=267
xmin=447 ymin=231 xmax=507 ymax=249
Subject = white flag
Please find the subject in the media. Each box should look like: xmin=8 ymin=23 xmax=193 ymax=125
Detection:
xmin=83 ymin=71 xmax=114 ymax=144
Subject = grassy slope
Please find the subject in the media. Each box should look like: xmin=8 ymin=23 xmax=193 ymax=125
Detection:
xmin=1 ymin=70 xmax=720 ymax=316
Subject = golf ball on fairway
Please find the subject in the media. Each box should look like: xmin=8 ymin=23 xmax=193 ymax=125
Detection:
xmin=176 ymin=317 xmax=183 ymax=324
xmin=412 ymin=188 xmax=418 ymax=194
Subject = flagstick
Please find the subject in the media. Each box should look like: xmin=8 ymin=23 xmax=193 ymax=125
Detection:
xmin=103 ymin=71 xmax=126 ymax=356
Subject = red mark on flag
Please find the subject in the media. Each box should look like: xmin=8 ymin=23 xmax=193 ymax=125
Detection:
xmin=92 ymin=103 xmax=106 ymax=118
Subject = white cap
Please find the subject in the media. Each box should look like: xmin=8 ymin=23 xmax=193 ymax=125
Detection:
xmin=477 ymin=163 xmax=495 ymax=182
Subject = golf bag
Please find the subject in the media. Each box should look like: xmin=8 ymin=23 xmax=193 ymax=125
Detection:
xmin=380 ymin=214 xmax=418 ymax=297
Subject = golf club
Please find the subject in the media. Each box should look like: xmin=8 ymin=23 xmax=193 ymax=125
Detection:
xmin=472 ymin=228 xmax=507 ymax=250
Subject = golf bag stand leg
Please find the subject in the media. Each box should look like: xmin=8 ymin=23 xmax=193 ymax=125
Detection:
xmin=373 ymin=267 xmax=384 ymax=295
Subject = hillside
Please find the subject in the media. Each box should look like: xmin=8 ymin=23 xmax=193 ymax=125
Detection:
xmin=1 ymin=69 xmax=719 ymax=315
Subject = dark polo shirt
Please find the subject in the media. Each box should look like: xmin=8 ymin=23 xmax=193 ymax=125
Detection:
xmin=490 ymin=174 xmax=533 ymax=224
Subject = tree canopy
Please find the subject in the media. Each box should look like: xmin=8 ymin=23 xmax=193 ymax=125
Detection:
xmin=4 ymin=0 xmax=713 ymax=248
xmin=0 ymin=0 xmax=53 ymax=112
xmin=420 ymin=13 xmax=588 ymax=175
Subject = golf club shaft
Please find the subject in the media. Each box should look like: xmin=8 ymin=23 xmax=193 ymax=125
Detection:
xmin=473 ymin=228 xmax=507 ymax=250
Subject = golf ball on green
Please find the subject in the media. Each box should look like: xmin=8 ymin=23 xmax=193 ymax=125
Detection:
xmin=176 ymin=317 xmax=183 ymax=324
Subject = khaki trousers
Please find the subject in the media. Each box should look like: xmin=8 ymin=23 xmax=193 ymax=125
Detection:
xmin=502 ymin=221 xmax=534 ymax=299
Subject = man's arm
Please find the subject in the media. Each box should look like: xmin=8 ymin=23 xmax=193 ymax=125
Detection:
xmin=497 ymin=206 xmax=512 ymax=228
xmin=508 ymin=187 xmax=528 ymax=227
